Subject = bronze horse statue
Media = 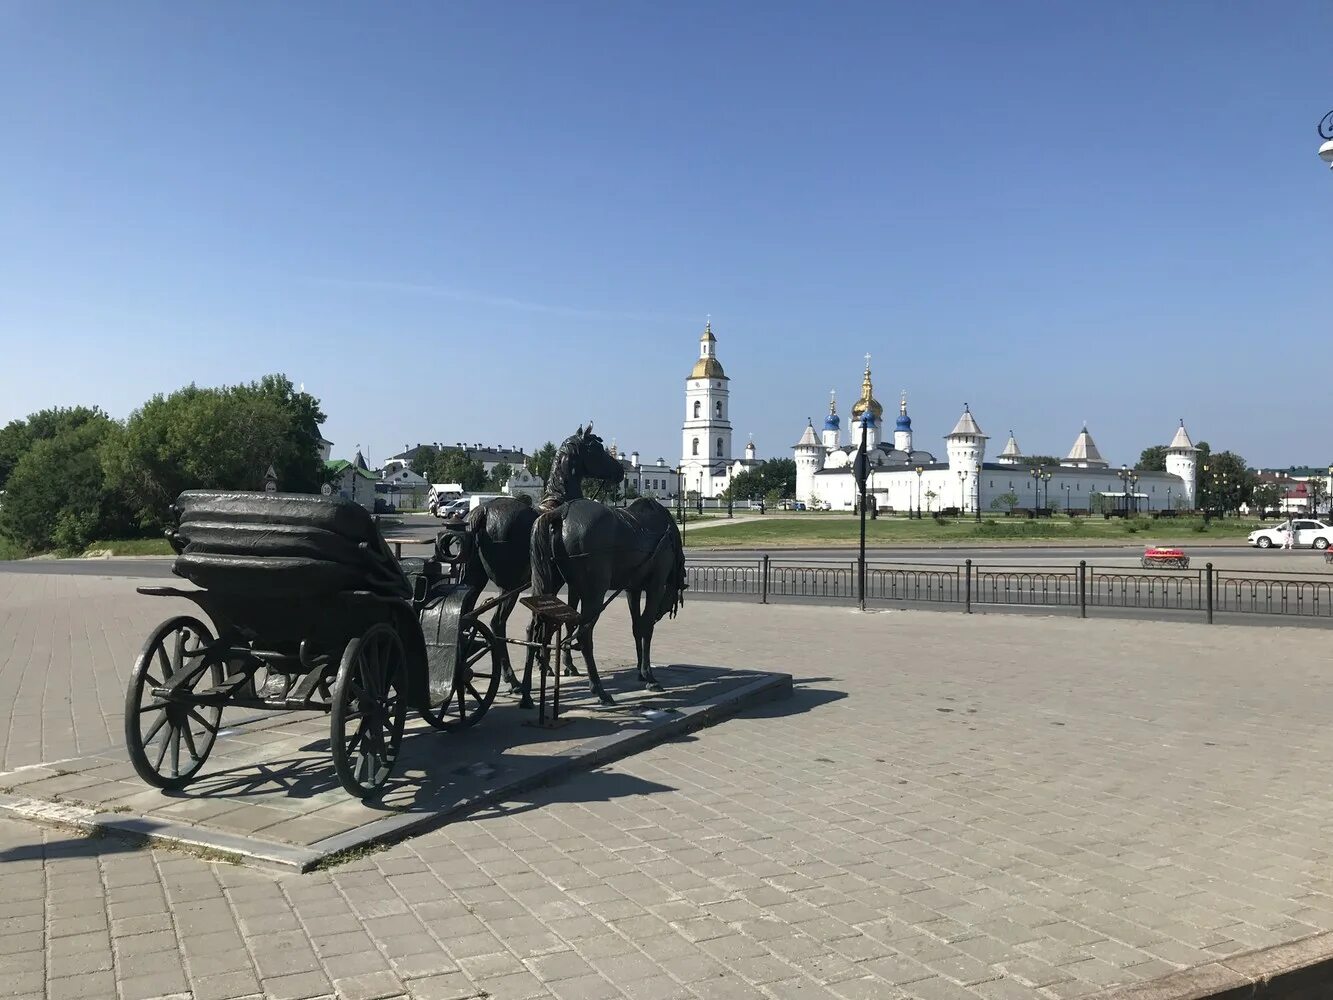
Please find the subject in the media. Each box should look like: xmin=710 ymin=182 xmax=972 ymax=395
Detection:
xmin=528 ymin=491 xmax=687 ymax=705
xmin=462 ymin=425 xmax=625 ymax=701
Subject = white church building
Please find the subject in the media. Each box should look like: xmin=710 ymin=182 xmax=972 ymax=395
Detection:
xmin=679 ymin=322 xmax=762 ymax=499
xmin=793 ymin=359 xmax=1199 ymax=514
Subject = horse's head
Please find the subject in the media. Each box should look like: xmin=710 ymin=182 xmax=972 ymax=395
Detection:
xmin=565 ymin=423 xmax=625 ymax=486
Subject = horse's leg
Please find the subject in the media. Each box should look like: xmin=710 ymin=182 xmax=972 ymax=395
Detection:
xmin=627 ymin=591 xmax=645 ymax=681
xmin=574 ymin=587 xmax=613 ymax=705
xmin=491 ymin=591 xmax=521 ymax=692
xmin=562 ymin=592 xmax=580 ymax=676
xmin=639 ymin=616 xmax=660 ymax=691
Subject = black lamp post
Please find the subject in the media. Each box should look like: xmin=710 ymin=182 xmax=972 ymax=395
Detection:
xmin=1129 ymin=472 xmax=1139 ymax=515
xmin=855 ymin=412 xmax=871 ymax=611
xmin=1062 ymin=482 xmax=1071 ymax=514
xmin=1041 ymin=469 xmax=1051 ymax=512
xmin=1029 ymin=467 xmax=1041 ymax=511
xmin=957 ymin=469 xmax=967 ymax=517
xmin=975 ymin=462 xmax=982 ymax=522
xmin=1117 ymin=465 xmax=1130 ymax=516
xmin=914 ymin=466 xmax=924 ymax=519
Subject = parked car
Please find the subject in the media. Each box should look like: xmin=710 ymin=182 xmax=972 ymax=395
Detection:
xmin=435 ymin=498 xmax=471 ymax=519
xmin=1247 ymin=519 xmax=1333 ymax=549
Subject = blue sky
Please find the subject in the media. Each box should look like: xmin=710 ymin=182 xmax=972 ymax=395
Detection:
xmin=3 ymin=1 xmax=1331 ymax=470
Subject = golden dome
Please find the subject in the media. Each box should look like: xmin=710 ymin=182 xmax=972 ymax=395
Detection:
xmin=850 ymin=360 xmax=882 ymax=420
xmin=690 ymin=357 xmax=727 ymax=379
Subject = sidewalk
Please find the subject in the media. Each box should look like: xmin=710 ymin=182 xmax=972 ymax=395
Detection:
xmin=4 ymin=574 xmax=1333 ymax=999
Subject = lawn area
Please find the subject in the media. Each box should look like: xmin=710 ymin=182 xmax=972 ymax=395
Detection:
xmin=81 ymin=537 xmax=174 ymax=556
xmin=684 ymin=515 xmax=1258 ymax=548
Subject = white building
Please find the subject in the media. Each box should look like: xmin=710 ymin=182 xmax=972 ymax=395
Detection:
xmin=680 ymin=321 xmax=734 ymax=499
xmin=618 ymin=449 xmax=681 ymax=501
xmin=793 ymin=360 xmax=1199 ymax=515
xmin=501 ymin=467 xmax=544 ymax=502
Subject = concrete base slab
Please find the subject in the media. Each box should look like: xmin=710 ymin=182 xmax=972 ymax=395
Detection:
xmin=0 ymin=664 xmax=790 ymax=872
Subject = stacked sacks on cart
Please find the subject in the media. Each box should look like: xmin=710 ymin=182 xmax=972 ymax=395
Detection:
xmin=166 ymin=490 xmax=412 ymax=599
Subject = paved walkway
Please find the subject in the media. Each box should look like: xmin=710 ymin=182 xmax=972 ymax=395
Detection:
xmin=3 ymin=567 xmax=1333 ymax=999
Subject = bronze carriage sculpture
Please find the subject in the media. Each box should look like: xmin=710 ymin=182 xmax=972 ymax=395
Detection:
xmin=124 ymin=491 xmax=501 ymax=799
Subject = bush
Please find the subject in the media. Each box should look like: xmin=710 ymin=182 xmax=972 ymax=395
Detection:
xmin=0 ymin=414 xmax=134 ymax=554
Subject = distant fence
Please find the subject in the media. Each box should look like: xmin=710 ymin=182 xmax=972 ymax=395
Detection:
xmin=685 ymin=558 xmax=1333 ymax=622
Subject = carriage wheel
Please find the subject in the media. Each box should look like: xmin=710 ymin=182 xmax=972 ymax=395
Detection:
xmin=124 ymin=616 xmax=224 ymax=790
xmin=420 ymin=618 xmax=501 ymax=732
xmin=330 ymin=623 xmax=408 ymax=799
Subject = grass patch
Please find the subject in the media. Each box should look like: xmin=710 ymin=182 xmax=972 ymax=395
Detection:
xmin=80 ymin=537 xmax=173 ymax=557
xmin=0 ymin=537 xmax=24 ymax=561
xmin=685 ymin=515 xmax=1258 ymax=549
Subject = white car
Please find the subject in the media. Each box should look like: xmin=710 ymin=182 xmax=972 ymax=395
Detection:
xmin=1247 ymin=519 xmax=1333 ymax=550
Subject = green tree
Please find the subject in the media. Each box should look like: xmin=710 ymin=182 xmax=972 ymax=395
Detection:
xmin=1196 ymin=448 xmax=1251 ymax=515
xmin=0 ymin=413 xmax=132 ymax=553
xmin=102 ymin=374 xmax=329 ymax=531
xmin=485 ymin=462 xmax=514 ymax=491
xmin=1138 ymin=445 xmax=1168 ymax=472
xmin=721 ymin=468 xmax=763 ymax=502
xmin=0 ymin=406 xmax=110 ymax=490
xmin=1017 ymin=456 xmax=1061 ymax=468
xmin=528 ymin=442 xmax=557 ymax=484
xmin=1251 ymin=482 xmax=1280 ymax=515
xmin=990 ymin=491 xmax=1019 ymax=513
xmin=411 ymin=445 xmax=439 ymax=480
xmin=436 ymin=451 xmax=486 ymax=492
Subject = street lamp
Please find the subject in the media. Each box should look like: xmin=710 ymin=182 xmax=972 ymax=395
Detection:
xmin=1129 ymin=472 xmax=1139 ymax=515
xmin=974 ymin=462 xmax=982 ymax=522
xmin=1041 ymin=469 xmax=1052 ymax=512
xmin=1319 ymin=111 xmax=1333 ymax=168
xmin=914 ymin=466 xmax=924 ymax=519
xmin=1029 ymin=467 xmax=1041 ymax=511
xmin=1118 ymin=464 xmax=1131 ymax=516
xmin=957 ymin=469 xmax=967 ymax=516
xmin=1062 ymin=482 xmax=1071 ymax=514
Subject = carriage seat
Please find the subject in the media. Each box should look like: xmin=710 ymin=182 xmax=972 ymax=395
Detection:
xmin=168 ymin=491 xmax=413 ymax=600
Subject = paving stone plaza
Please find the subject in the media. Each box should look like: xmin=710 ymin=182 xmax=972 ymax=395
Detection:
xmin=4 ymin=567 xmax=1333 ymax=999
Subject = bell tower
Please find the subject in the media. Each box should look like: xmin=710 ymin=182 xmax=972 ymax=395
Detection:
xmin=681 ymin=320 xmax=732 ymax=498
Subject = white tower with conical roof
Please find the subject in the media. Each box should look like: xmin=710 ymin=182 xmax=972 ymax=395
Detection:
xmin=946 ymin=406 xmax=987 ymax=512
xmin=1165 ymin=419 xmax=1199 ymax=509
xmin=793 ymin=420 xmax=822 ymax=504
xmin=681 ymin=321 xmax=732 ymax=497
xmin=997 ymin=431 xmax=1023 ymax=466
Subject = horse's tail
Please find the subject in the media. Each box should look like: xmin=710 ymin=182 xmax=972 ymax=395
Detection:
xmin=667 ymin=518 xmax=687 ymax=619
xmin=530 ymin=509 xmax=564 ymax=597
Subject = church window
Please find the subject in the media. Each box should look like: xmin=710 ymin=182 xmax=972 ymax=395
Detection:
xmin=989 ymin=480 xmax=993 ymax=488
xmin=693 ymin=401 xmax=700 ymax=418
xmin=716 ymin=438 xmax=723 ymax=457
xmin=715 ymin=401 xmax=722 ymax=418
xmin=692 ymin=438 xmax=699 ymax=456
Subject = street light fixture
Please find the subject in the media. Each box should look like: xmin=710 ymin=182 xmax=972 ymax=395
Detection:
xmin=957 ymin=469 xmax=967 ymax=516
xmin=1319 ymin=111 xmax=1333 ymax=168
xmin=1041 ymin=469 xmax=1052 ymax=512
xmin=974 ymin=462 xmax=982 ymax=522
xmin=1062 ymin=482 xmax=1071 ymax=514
xmin=1118 ymin=464 xmax=1131 ymax=517
xmin=914 ymin=466 xmax=924 ymax=519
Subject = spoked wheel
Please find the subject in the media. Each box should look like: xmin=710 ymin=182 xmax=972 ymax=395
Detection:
xmin=125 ymin=616 xmax=224 ymax=790
xmin=420 ymin=618 xmax=500 ymax=732
xmin=330 ymin=623 xmax=408 ymax=799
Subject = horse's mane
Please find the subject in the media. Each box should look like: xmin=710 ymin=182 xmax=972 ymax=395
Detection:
xmin=540 ymin=433 xmax=585 ymax=509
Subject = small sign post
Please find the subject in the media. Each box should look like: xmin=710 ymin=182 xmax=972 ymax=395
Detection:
xmin=264 ymin=464 xmax=278 ymax=494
